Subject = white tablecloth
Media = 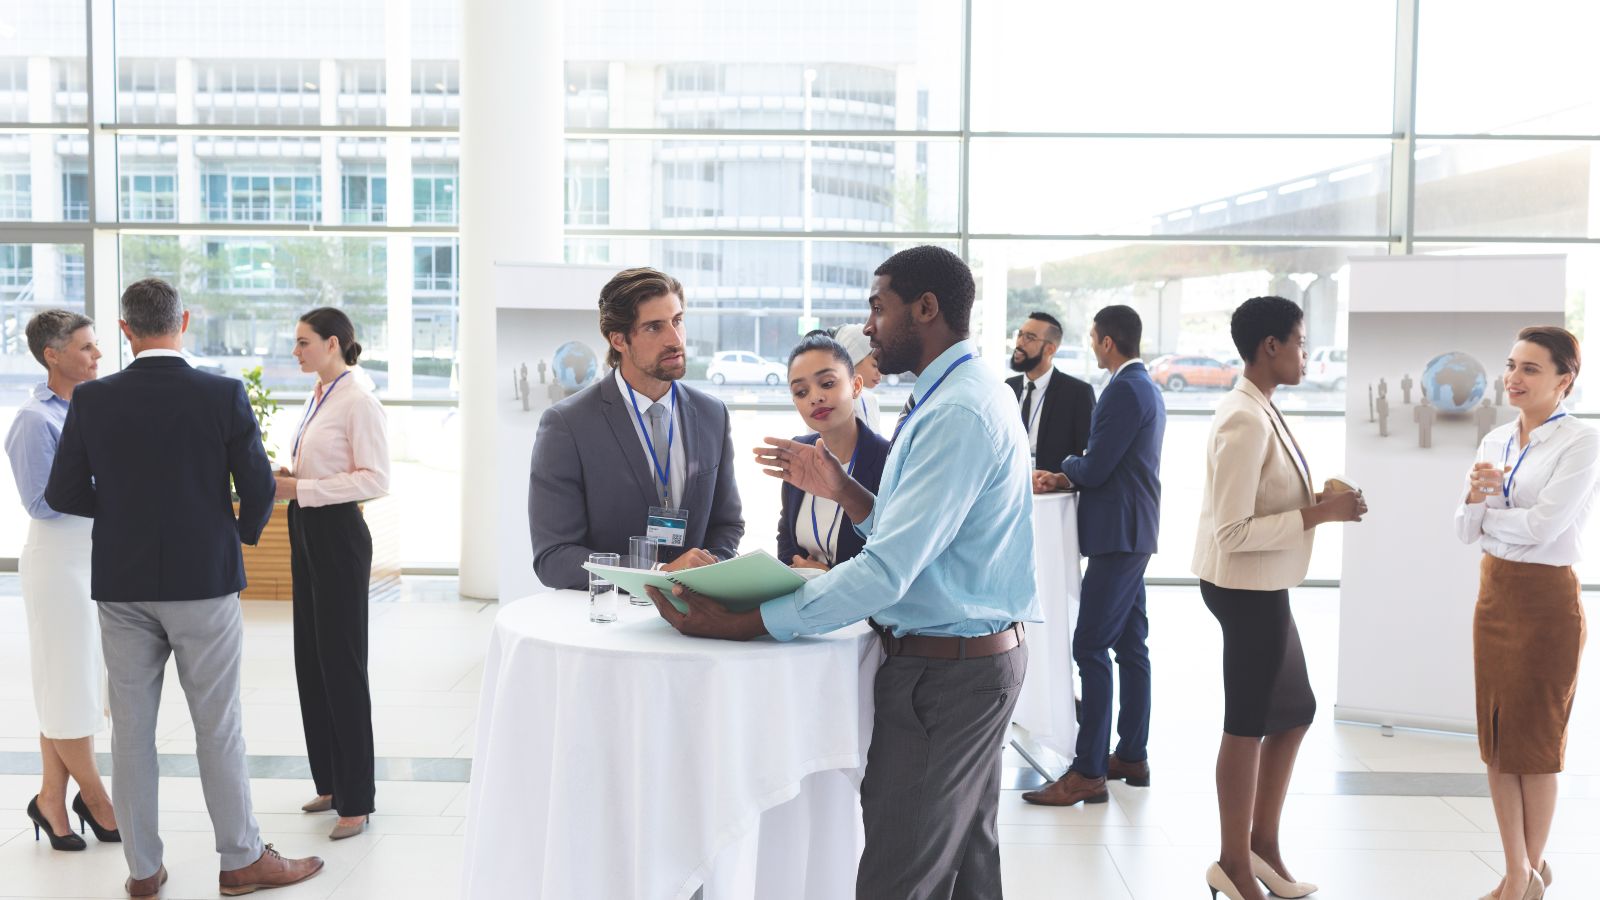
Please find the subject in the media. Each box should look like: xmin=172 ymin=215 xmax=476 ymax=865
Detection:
xmin=1013 ymin=491 xmax=1082 ymax=760
xmin=462 ymin=591 xmax=881 ymax=900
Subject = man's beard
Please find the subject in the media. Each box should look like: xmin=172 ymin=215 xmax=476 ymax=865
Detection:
xmin=873 ymin=329 xmax=923 ymax=377
xmin=1010 ymin=349 xmax=1043 ymax=373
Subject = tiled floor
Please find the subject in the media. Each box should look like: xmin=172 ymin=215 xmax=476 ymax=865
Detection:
xmin=0 ymin=578 xmax=1596 ymax=898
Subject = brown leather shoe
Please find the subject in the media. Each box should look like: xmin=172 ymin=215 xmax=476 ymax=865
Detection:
xmin=1021 ymin=769 xmax=1108 ymax=806
xmin=218 ymin=844 xmax=324 ymax=896
xmin=1106 ymin=754 xmax=1151 ymax=787
xmin=126 ymin=865 xmax=167 ymax=900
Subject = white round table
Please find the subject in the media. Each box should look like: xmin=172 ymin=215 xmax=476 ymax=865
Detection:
xmin=462 ymin=590 xmax=881 ymax=900
xmin=1013 ymin=491 xmax=1082 ymax=764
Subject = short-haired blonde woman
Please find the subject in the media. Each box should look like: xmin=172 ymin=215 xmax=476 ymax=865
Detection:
xmin=1456 ymin=325 xmax=1595 ymax=900
xmin=4 ymin=310 xmax=119 ymax=850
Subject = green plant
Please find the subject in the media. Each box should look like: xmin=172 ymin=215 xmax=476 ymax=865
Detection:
xmin=242 ymin=366 xmax=282 ymax=463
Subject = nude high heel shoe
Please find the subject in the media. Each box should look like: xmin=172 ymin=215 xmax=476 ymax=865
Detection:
xmin=1250 ymin=850 xmax=1318 ymax=897
xmin=1206 ymin=862 xmax=1248 ymax=900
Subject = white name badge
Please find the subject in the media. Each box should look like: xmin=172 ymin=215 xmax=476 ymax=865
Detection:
xmin=647 ymin=506 xmax=689 ymax=547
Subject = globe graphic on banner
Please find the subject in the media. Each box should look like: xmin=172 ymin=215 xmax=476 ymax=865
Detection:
xmin=552 ymin=341 xmax=599 ymax=394
xmin=1421 ymin=351 xmax=1488 ymax=413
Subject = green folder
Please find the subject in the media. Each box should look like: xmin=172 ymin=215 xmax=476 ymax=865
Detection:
xmin=582 ymin=549 xmax=821 ymax=613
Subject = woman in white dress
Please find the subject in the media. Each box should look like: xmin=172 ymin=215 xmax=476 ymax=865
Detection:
xmin=4 ymin=310 xmax=119 ymax=850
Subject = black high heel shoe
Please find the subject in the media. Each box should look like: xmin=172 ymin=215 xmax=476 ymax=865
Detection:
xmin=26 ymin=796 xmax=86 ymax=851
xmin=73 ymin=791 xmax=121 ymax=842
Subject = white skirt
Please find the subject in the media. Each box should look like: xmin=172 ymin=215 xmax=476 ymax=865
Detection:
xmin=19 ymin=515 xmax=105 ymax=739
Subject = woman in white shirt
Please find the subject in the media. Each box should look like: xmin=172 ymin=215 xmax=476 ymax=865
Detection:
xmin=1456 ymin=325 xmax=1596 ymax=900
xmin=274 ymin=307 xmax=391 ymax=841
xmin=832 ymin=324 xmax=883 ymax=433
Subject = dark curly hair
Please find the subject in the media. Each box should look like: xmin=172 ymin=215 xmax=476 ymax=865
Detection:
xmin=1231 ymin=296 xmax=1303 ymax=364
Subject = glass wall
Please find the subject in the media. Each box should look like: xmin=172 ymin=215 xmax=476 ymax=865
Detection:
xmin=6 ymin=0 xmax=1600 ymax=577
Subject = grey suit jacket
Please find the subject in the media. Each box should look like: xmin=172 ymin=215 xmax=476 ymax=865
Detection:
xmin=528 ymin=370 xmax=744 ymax=590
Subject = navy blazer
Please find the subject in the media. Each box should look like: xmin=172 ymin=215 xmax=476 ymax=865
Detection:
xmin=1006 ymin=369 xmax=1096 ymax=473
xmin=1062 ymin=361 xmax=1166 ymax=557
xmin=777 ymin=418 xmax=889 ymax=567
xmin=44 ymin=355 xmax=276 ymax=603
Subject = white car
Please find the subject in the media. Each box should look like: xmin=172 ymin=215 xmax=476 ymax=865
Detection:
xmin=1305 ymin=347 xmax=1348 ymax=391
xmin=706 ymin=350 xmax=786 ymax=386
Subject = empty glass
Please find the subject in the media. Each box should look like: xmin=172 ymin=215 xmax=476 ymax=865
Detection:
xmin=588 ymin=552 xmax=620 ymax=623
xmin=627 ymin=537 xmax=659 ymax=606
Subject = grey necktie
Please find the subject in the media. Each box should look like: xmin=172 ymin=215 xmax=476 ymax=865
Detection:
xmin=891 ymin=396 xmax=914 ymax=446
xmin=647 ymin=402 xmax=670 ymax=506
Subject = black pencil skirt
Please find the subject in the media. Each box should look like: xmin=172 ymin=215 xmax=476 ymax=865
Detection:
xmin=1200 ymin=580 xmax=1317 ymax=738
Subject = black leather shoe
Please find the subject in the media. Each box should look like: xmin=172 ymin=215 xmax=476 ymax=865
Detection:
xmin=74 ymin=791 xmax=121 ymax=842
xmin=26 ymin=795 xmax=86 ymax=851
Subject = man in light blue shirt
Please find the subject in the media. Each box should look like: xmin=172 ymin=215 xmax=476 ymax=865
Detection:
xmin=648 ymin=245 xmax=1038 ymax=900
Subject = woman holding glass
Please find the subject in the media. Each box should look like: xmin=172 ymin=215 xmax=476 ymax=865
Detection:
xmin=1192 ymin=296 xmax=1366 ymax=900
xmin=776 ymin=333 xmax=889 ymax=571
xmin=274 ymin=307 xmax=390 ymax=841
xmin=1456 ymin=325 xmax=1594 ymax=900
xmin=4 ymin=310 xmax=119 ymax=850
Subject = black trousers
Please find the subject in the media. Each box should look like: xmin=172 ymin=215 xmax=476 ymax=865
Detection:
xmin=856 ymin=642 xmax=1027 ymax=900
xmin=288 ymin=500 xmax=375 ymax=816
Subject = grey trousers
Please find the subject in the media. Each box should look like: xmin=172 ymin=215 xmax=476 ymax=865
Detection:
xmin=856 ymin=642 xmax=1028 ymax=900
xmin=99 ymin=595 xmax=263 ymax=880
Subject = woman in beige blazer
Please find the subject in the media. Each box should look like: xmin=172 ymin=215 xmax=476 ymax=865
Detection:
xmin=1194 ymin=296 xmax=1366 ymax=900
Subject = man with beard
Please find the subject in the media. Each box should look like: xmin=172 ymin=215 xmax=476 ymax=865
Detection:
xmin=1005 ymin=311 xmax=1095 ymax=473
xmin=528 ymin=267 xmax=743 ymax=590
xmin=648 ymin=246 xmax=1039 ymax=899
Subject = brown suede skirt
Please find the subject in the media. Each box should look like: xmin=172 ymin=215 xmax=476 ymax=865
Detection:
xmin=1474 ymin=554 xmax=1586 ymax=774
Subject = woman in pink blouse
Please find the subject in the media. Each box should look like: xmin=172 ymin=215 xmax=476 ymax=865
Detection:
xmin=274 ymin=307 xmax=390 ymax=841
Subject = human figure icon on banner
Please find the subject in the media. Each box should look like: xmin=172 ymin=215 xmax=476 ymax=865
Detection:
xmin=1401 ymin=373 xmax=1414 ymax=404
xmin=1475 ymin=398 xmax=1498 ymax=443
xmin=521 ymin=362 xmax=529 ymax=386
xmin=1494 ymin=377 xmax=1505 ymax=407
xmin=538 ymin=359 xmax=547 ymax=384
xmin=512 ymin=368 xmax=520 ymax=401
xmin=1378 ymin=377 xmax=1388 ymax=400
xmin=1376 ymin=393 xmax=1390 ymax=437
xmin=520 ymin=366 xmax=531 ymax=412
xmin=1368 ymin=384 xmax=1375 ymax=423
xmin=1414 ymin=393 xmax=1435 ymax=449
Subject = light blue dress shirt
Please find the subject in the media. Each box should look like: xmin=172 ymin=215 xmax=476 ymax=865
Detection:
xmin=760 ymin=339 xmax=1041 ymax=640
xmin=5 ymin=382 xmax=71 ymax=520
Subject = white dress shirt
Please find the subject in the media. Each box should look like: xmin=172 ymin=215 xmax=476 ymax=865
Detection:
xmin=615 ymin=368 xmax=686 ymax=509
xmin=1017 ymin=368 xmax=1053 ymax=454
xmin=1455 ymin=412 xmax=1600 ymax=566
xmin=796 ymin=492 xmax=846 ymax=566
xmin=290 ymin=368 xmax=391 ymax=507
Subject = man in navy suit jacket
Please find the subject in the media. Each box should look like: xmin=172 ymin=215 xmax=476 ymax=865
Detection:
xmin=45 ymin=278 xmax=322 ymax=895
xmin=1022 ymin=305 xmax=1166 ymax=807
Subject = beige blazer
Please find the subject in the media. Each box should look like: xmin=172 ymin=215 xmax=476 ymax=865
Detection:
xmin=1191 ymin=378 xmax=1317 ymax=591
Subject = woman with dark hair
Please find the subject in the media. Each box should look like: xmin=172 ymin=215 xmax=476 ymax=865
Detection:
xmin=1192 ymin=296 xmax=1367 ymax=900
xmin=776 ymin=333 xmax=890 ymax=570
xmin=274 ymin=306 xmax=390 ymax=840
xmin=5 ymin=309 xmax=119 ymax=850
xmin=1456 ymin=325 xmax=1594 ymax=900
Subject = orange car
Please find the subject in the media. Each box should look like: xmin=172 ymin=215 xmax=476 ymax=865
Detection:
xmin=1149 ymin=355 xmax=1239 ymax=391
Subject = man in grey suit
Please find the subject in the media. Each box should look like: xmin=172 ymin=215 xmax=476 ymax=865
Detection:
xmin=44 ymin=279 xmax=322 ymax=899
xmin=529 ymin=267 xmax=743 ymax=590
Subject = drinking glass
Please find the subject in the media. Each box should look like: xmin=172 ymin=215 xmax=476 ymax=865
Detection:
xmin=588 ymin=552 xmax=620 ymax=623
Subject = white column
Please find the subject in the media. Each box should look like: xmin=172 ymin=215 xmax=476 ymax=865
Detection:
xmin=27 ymin=57 xmax=61 ymax=303
xmin=458 ymin=0 xmax=564 ymax=598
xmin=320 ymin=58 xmax=340 ymax=227
xmin=384 ymin=2 xmax=414 ymax=398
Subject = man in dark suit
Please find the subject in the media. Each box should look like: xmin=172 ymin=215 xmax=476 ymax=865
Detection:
xmin=1006 ymin=311 xmax=1095 ymax=473
xmin=1023 ymin=304 xmax=1166 ymax=807
xmin=45 ymin=278 xmax=322 ymax=898
xmin=529 ymin=267 xmax=744 ymax=590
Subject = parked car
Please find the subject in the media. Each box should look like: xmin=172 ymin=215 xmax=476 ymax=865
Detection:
xmin=1150 ymin=355 xmax=1238 ymax=391
xmin=706 ymin=350 xmax=786 ymax=385
xmin=1305 ymin=347 xmax=1348 ymax=391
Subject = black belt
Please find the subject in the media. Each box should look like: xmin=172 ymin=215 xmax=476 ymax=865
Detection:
xmin=869 ymin=619 xmax=1025 ymax=661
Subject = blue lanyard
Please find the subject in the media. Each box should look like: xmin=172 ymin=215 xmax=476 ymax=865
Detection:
xmin=292 ymin=370 xmax=350 ymax=461
xmin=891 ymin=353 xmax=974 ymax=446
xmin=626 ymin=380 xmax=677 ymax=504
xmin=809 ymin=445 xmax=858 ymax=566
xmin=1502 ymin=412 xmax=1567 ymax=505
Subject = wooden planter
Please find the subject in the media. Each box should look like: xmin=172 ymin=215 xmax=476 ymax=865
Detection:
xmin=236 ymin=498 xmax=402 ymax=602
